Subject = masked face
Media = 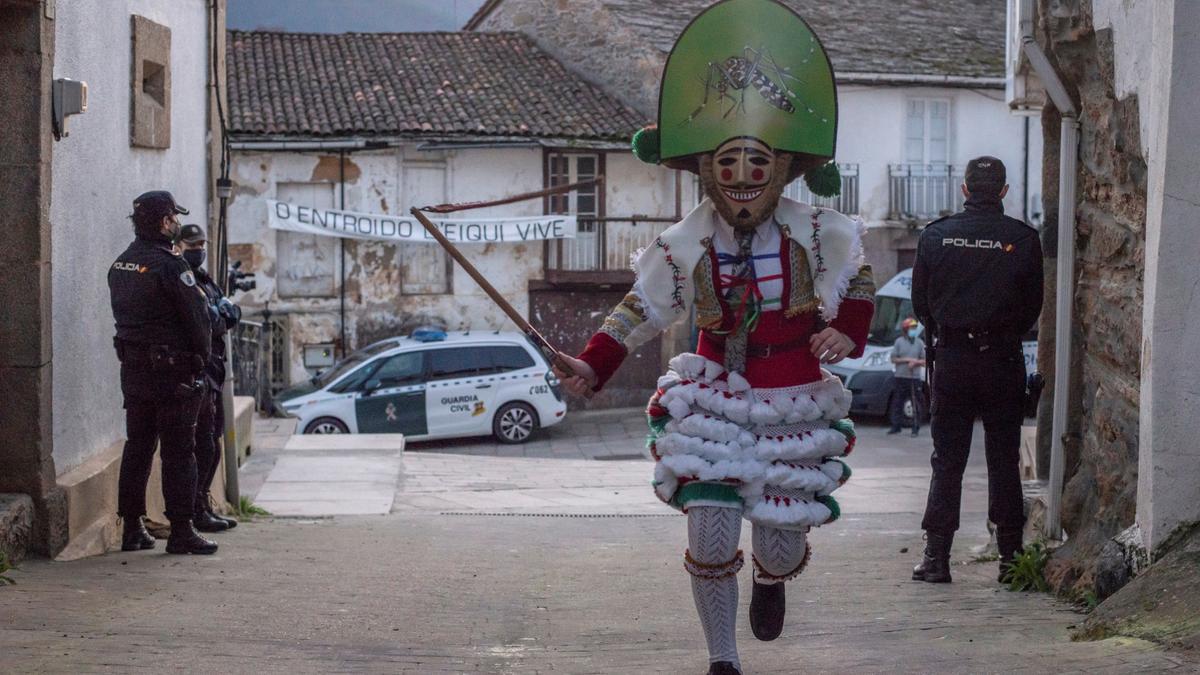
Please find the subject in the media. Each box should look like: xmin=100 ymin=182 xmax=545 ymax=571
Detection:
xmin=907 ymin=328 xmax=919 ymax=339
xmin=182 ymin=246 xmax=207 ymax=270
xmin=700 ymin=137 xmax=792 ymax=230
xmin=162 ymin=215 xmax=182 ymax=242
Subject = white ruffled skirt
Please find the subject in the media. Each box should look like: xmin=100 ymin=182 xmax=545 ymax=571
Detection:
xmin=647 ymin=353 xmax=856 ymax=531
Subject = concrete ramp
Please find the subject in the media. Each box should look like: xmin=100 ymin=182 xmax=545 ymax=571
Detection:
xmin=254 ymin=434 xmax=404 ymax=517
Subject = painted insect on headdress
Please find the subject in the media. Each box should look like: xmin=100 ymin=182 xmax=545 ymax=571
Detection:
xmin=631 ymin=0 xmax=841 ymax=230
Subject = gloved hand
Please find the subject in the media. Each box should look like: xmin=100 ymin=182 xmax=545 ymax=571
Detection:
xmin=217 ymin=298 xmax=241 ymax=328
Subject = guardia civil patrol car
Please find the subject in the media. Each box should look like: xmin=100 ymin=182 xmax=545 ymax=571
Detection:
xmin=276 ymin=330 xmax=567 ymax=443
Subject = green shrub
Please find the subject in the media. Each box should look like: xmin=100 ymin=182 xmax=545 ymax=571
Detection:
xmin=1003 ymin=542 xmax=1050 ymax=592
xmin=0 ymin=552 xmax=17 ymax=586
xmin=235 ymin=495 xmax=271 ymax=519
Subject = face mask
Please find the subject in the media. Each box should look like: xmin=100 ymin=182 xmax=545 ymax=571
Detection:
xmin=907 ymin=328 xmax=919 ymax=339
xmin=183 ymin=249 xmax=206 ymax=269
xmin=165 ymin=217 xmax=182 ymax=242
xmin=701 ymin=137 xmax=792 ymax=231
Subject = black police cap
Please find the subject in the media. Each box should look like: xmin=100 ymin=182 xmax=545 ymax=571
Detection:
xmin=133 ymin=190 xmax=189 ymax=219
xmin=964 ymin=157 xmax=1006 ymax=194
xmin=178 ymin=224 xmax=207 ymax=244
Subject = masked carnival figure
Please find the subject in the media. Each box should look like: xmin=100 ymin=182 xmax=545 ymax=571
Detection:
xmin=553 ymin=2 xmax=875 ymax=673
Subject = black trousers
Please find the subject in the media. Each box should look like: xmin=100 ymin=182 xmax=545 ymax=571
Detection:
xmin=193 ymin=387 xmax=225 ymax=513
xmin=889 ymin=377 xmax=923 ymax=432
xmin=921 ymin=347 xmax=1026 ymax=535
xmin=117 ymin=367 xmax=204 ymax=524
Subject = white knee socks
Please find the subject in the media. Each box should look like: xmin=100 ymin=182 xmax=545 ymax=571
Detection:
xmin=686 ymin=506 xmax=744 ymax=667
xmin=752 ymin=525 xmax=810 ymax=584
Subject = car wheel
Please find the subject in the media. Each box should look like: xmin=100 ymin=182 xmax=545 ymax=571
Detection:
xmin=493 ymin=402 xmax=538 ymax=444
xmin=305 ymin=417 xmax=349 ymax=434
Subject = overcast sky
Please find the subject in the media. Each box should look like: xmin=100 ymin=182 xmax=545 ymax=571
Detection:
xmin=229 ymin=0 xmax=489 ymax=32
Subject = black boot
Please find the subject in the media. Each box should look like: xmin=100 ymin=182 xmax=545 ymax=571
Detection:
xmin=193 ymin=509 xmax=230 ymax=533
xmin=749 ymin=580 xmax=786 ymax=641
xmin=166 ymin=522 xmax=219 ymax=555
xmin=120 ymin=517 xmax=156 ymax=551
xmin=997 ymin=529 xmax=1024 ymax=583
xmin=911 ymin=531 xmax=953 ymax=583
xmin=210 ymin=508 xmax=239 ymax=529
xmin=707 ymin=661 xmax=742 ymax=675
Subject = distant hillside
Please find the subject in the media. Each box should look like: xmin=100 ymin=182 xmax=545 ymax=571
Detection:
xmin=229 ymin=0 xmax=487 ymax=33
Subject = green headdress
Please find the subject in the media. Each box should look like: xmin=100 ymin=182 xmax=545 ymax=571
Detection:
xmin=632 ymin=0 xmax=841 ymax=195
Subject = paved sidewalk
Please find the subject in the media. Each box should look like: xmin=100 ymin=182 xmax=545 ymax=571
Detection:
xmin=3 ymin=414 xmax=1195 ymax=672
xmin=3 ymin=511 xmax=1189 ymax=672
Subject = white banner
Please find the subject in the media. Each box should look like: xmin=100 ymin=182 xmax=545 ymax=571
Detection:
xmin=267 ymin=200 xmax=577 ymax=244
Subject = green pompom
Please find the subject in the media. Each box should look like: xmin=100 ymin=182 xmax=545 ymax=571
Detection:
xmin=631 ymin=126 xmax=661 ymax=165
xmin=817 ymin=494 xmax=841 ymax=523
xmin=803 ymin=161 xmax=842 ymax=198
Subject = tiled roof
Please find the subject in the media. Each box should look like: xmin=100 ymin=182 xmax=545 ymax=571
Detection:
xmin=470 ymin=0 xmax=1006 ymax=80
xmin=226 ymin=30 xmax=647 ymax=140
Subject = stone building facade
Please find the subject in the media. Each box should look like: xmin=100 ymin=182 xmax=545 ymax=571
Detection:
xmin=1025 ymin=0 xmax=1200 ymax=597
xmin=224 ymin=30 xmax=682 ymax=408
xmin=1036 ymin=0 xmax=1146 ymax=594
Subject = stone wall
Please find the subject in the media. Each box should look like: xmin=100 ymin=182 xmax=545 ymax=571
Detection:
xmin=1038 ymin=0 xmax=1147 ymax=596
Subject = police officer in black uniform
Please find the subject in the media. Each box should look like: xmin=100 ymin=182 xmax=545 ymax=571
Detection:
xmin=109 ymin=191 xmax=218 ymax=555
xmin=910 ymin=157 xmax=1043 ymax=584
xmin=177 ymin=224 xmax=241 ymax=533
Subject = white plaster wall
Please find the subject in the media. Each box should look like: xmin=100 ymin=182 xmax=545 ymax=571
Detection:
xmin=1137 ymin=0 xmax=1200 ymax=553
xmin=1094 ymin=0 xmax=1156 ymax=158
xmin=839 ymin=84 xmax=1042 ymax=224
xmin=49 ymin=0 xmax=211 ymax=474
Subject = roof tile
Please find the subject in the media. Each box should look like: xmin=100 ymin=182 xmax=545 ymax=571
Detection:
xmin=227 ymin=30 xmax=647 ymax=140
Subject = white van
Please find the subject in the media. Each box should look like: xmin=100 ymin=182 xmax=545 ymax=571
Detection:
xmin=827 ymin=268 xmax=1038 ymax=420
xmin=275 ymin=330 xmax=567 ymax=443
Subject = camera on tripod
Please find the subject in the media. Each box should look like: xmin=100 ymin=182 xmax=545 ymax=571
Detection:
xmin=228 ymin=260 xmax=256 ymax=293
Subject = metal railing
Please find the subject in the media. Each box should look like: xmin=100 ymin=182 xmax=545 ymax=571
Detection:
xmin=785 ymin=162 xmax=860 ymax=214
xmin=231 ymin=320 xmax=270 ymax=411
xmin=888 ymin=163 xmax=965 ymax=220
xmin=545 ymin=216 xmax=676 ymax=273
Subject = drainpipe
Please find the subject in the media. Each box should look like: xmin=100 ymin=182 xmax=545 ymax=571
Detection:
xmin=1022 ymin=117 xmax=1030 ymax=222
xmin=1020 ymin=0 xmax=1079 ymax=541
xmin=339 ymin=149 xmax=347 ymax=357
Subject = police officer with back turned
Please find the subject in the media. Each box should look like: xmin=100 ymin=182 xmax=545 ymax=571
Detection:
xmin=109 ymin=191 xmax=218 ymax=555
xmin=910 ymin=157 xmax=1043 ymax=584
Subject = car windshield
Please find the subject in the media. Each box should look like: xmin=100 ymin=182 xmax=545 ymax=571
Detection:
xmin=868 ymin=295 xmax=918 ymax=346
xmin=314 ymin=341 xmax=396 ymax=387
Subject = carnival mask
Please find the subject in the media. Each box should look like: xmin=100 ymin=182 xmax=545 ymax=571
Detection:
xmin=701 ymin=137 xmax=793 ymax=230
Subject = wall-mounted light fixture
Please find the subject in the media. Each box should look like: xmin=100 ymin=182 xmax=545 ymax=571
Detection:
xmin=52 ymin=78 xmax=88 ymax=140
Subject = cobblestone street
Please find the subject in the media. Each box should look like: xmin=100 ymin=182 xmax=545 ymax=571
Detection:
xmin=1 ymin=413 xmax=1194 ymax=673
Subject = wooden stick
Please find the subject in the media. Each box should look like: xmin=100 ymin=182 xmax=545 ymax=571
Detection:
xmin=419 ymin=176 xmax=603 ymax=214
xmin=409 ymin=207 xmax=571 ymax=371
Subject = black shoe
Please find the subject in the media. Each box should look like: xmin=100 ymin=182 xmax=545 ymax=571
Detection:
xmin=210 ymin=509 xmax=239 ymax=529
xmin=749 ymin=580 xmax=786 ymax=641
xmin=166 ymin=523 xmax=219 ymax=555
xmin=707 ymin=661 xmax=742 ymax=675
xmin=911 ymin=532 xmax=953 ymax=583
xmin=997 ymin=529 xmax=1024 ymax=583
xmin=194 ymin=510 xmax=230 ymax=533
xmin=911 ymin=429 xmax=920 ymax=437
xmin=120 ymin=517 xmax=156 ymax=551
xmin=887 ymin=428 xmax=902 ymax=435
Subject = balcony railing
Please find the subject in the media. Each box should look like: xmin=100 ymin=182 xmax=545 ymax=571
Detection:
xmin=889 ymin=163 xmax=964 ymax=220
xmin=545 ymin=216 xmax=676 ymax=275
xmin=784 ymin=162 xmax=860 ymax=215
